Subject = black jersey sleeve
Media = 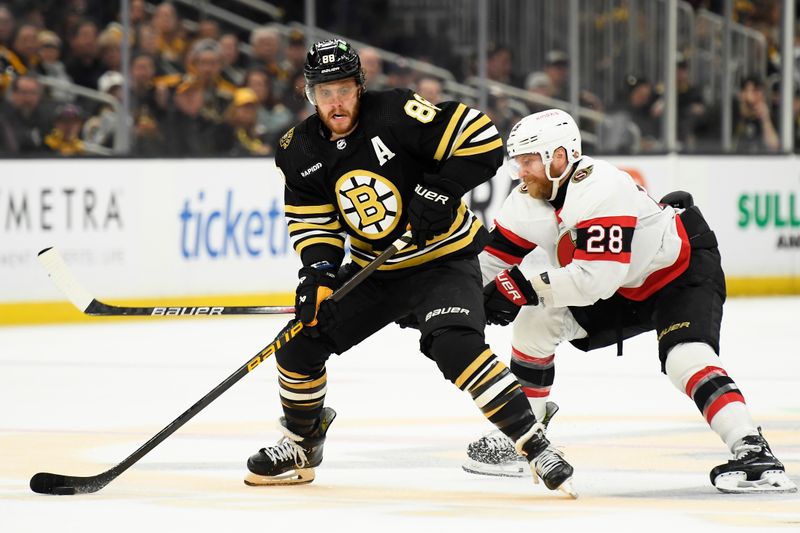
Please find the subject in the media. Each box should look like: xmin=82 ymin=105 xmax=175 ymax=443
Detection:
xmin=276 ymin=126 xmax=346 ymax=267
xmin=388 ymin=89 xmax=504 ymax=193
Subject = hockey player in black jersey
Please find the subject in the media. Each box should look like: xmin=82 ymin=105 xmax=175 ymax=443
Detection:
xmin=244 ymin=39 xmax=576 ymax=496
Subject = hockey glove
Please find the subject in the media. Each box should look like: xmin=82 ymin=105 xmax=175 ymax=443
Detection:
xmin=483 ymin=266 xmax=539 ymax=326
xmin=407 ymin=176 xmax=462 ymax=248
xmin=295 ymin=261 xmax=339 ymax=336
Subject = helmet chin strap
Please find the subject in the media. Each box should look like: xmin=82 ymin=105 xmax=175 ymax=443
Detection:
xmin=543 ymin=160 xmax=571 ymax=201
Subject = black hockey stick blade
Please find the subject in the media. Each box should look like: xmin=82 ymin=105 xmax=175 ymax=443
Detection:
xmin=30 ymin=472 xmax=105 ymax=495
xmin=29 ymin=231 xmax=412 ymax=495
xmin=37 ymin=247 xmax=295 ymax=316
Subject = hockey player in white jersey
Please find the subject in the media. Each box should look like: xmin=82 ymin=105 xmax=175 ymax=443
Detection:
xmin=463 ymin=109 xmax=796 ymax=494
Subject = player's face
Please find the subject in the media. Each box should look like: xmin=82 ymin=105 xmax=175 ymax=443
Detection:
xmin=515 ymin=153 xmax=552 ymax=200
xmin=313 ymin=78 xmax=361 ymax=138
xmin=515 ymin=148 xmax=568 ymax=200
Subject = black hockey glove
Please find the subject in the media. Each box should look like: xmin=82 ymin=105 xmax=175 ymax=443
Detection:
xmin=407 ymin=176 xmax=462 ymax=248
xmin=483 ymin=266 xmax=539 ymax=326
xmin=295 ymin=261 xmax=339 ymax=337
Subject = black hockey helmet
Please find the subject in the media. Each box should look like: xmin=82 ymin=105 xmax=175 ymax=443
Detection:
xmin=303 ymin=39 xmax=364 ymax=103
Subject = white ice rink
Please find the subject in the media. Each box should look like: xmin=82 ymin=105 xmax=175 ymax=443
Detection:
xmin=2 ymin=296 xmax=799 ymax=532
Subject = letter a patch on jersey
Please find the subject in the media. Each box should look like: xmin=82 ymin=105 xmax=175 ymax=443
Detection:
xmin=371 ymin=136 xmax=395 ymax=166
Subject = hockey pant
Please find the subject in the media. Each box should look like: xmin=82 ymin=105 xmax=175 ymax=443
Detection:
xmin=274 ymin=257 xmax=537 ymax=441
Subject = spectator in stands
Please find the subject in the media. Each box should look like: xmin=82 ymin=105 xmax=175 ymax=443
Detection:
xmin=535 ymin=49 xmax=604 ymax=111
xmin=129 ymin=52 xmax=166 ymax=156
xmin=415 ymin=75 xmax=444 ymax=104
xmin=97 ymin=23 xmax=124 ymax=76
xmin=283 ymin=69 xmax=311 ymax=120
xmin=136 ymin=23 xmax=179 ymax=76
xmin=219 ymin=33 xmax=245 ymax=86
xmin=152 ymin=1 xmax=186 ymax=72
xmin=226 ymin=87 xmax=271 ymax=156
xmin=359 ymin=46 xmax=387 ymax=90
xmin=485 ymin=88 xmax=523 ymax=142
xmin=281 ymin=29 xmax=307 ymax=82
xmin=197 ymin=18 xmax=220 ymax=42
xmin=37 ymin=30 xmax=74 ymax=103
xmin=185 ymin=38 xmax=235 ymax=120
xmin=243 ymin=67 xmax=293 ymax=147
xmin=0 ymin=7 xmax=24 ymax=96
xmin=625 ymin=75 xmax=662 ymax=151
xmin=524 ymin=71 xmax=554 ymax=113
xmin=65 ymin=19 xmax=104 ymax=90
xmin=675 ymin=53 xmax=709 ymax=151
xmin=600 ymin=75 xmax=661 ymax=153
xmin=486 ymin=44 xmax=524 ymax=88
xmin=164 ymin=77 xmax=233 ymax=156
xmin=0 ymin=4 xmax=13 ymax=48
xmin=11 ymin=23 xmax=39 ymax=71
xmin=130 ymin=0 xmax=148 ymax=31
xmin=0 ymin=74 xmax=49 ymax=155
xmin=44 ymin=103 xmax=85 ymax=156
xmin=249 ymin=25 xmax=289 ymax=98
xmin=82 ymin=70 xmax=123 ymax=148
xmin=732 ymin=74 xmax=779 ymax=153
xmin=385 ymin=59 xmax=414 ymax=89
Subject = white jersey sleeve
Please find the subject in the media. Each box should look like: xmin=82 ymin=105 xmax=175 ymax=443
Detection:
xmin=479 ymin=182 xmax=560 ymax=284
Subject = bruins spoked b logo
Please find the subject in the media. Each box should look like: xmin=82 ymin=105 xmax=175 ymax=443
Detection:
xmin=335 ymin=170 xmax=401 ymax=238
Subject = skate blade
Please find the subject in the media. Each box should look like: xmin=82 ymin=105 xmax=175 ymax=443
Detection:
xmin=557 ymin=478 xmax=579 ymax=499
xmin=462 ymin=459 xmax=528 ymax=478
xmin=244 ymin=467 xmax=315 ymax=486
xmin=714 ymin=470 xmax=798 ymax=494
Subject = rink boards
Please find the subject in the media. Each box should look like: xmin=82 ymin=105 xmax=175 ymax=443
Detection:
xmin=1 ymin=155 xmax=799 ymax=324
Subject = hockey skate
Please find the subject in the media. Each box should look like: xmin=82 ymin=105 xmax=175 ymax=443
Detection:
xmin=710 ymin=429 xmax=797 ymax=494
xmin=516 ymin=422 xmax=577 ymax=498
xmin=462 ymin=401 xmax=559 ymax=478
xmin=245 ymin=407 xmax=336 ymax=486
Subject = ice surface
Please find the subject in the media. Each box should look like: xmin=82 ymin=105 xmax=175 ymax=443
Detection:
xmin=1 ymin=297 xmax=798 ymax=532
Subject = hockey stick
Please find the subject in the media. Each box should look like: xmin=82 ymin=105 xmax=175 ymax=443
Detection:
xmin=37 ymin=247 xmax=295 ymax=316
xmin=30 ymin=231 xmax=413 ymax=495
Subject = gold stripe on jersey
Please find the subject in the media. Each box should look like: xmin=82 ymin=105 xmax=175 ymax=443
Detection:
xmin=450 ymin=114 xmax=492 ymax=153
xmin=286 ymin=204 xmax=345 ymax=257
xmin=287 ymin=219 xmax=343 ymax=232
xmin=452 ymin=138 xmax=504 ymax=157
xmin=350 ymin=216 xmax=482 ymax=271
xmin=284 ymin=203 xmax=337 ymax=215
xmin=433 ymin=103 xmax=467 ymax=161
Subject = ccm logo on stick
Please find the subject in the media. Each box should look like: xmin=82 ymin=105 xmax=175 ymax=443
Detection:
xmin=152 ymin=307 xmax=224 ymax=316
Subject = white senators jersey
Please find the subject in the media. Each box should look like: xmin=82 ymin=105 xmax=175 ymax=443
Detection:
xmin=481 ymin=156 xmax=691 ymax=307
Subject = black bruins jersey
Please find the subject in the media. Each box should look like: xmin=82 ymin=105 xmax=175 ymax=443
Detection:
xmin=276 ymin=88 xmax=503 ymax=274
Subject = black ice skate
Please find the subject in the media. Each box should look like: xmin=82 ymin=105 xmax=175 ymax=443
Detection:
xmin=710 ymin=429 xmax=797 ymax=493
xmin=462 ymin=401 xmax=560 ymax=478
xmin=245 ymin=407 xmax=336 ymax=486
xmin=516 ymin=421 xmax=577 ymax=498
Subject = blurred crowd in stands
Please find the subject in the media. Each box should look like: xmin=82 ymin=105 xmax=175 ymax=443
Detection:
xmin=0 ymin=0 xmax=798 ymax=157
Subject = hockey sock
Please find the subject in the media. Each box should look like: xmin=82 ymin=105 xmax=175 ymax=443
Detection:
xmin=665 ymin=342 xmax=758 ymax=451
xmin=277 ymin=363 xmax=327 ymax=435
xmin=455 ymin=348 xmax=535 ymax=440
xmin=510 ymin=346 xmax=555 ymax=422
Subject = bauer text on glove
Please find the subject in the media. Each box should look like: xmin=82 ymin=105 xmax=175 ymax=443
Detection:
xmin=483 ymin=266 xmax=538 ymax=326
xmin=407 ymin=176 xmax=462 ymax=247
